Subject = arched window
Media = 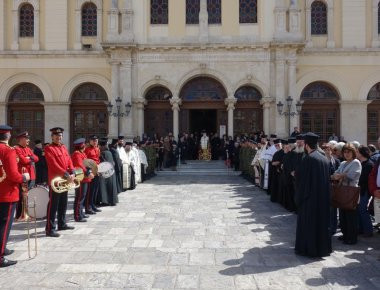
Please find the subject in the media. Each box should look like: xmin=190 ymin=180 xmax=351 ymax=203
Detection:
xmin=234 ymin=86 xmax=263 ymax=135
xmin=207 ymin=0 xmax=221 ymax=24
xmin=19 ymin=3 xmax=34 ymax=37
xmin=8 ymin=83 xmax=44 ymax=145
xmin=239 ymin=0 xmax=257 ymax=24
xmin=145 ymin=86 xmax=172 ymax=101
xmin=300 ymin=82 xmax=340 ymax=142
xmin=144 ymin=86 xmax=173 ymax=138
xmin=71 ymin=83 xmax=108 ymax=143
xmin=180 ymin=77 xmax=227 ymax=101
xmin=186 ymin=0 xmax=200 ymax=24
xmin=235 ymin=86 xmax=261 ymax=101
xmin=367 ymin=83 xmax=380 ymax=144
xmin=81 ymin=2 xmax=97 ymax=36
xmin=311 ymin=1 xmax=327 ymax=35
xmin=151 ymin=0 xmax=169 ymax=25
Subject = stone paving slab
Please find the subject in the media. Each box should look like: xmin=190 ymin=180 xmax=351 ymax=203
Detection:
xmin=1 ymin=174 xmax=380 ymax=289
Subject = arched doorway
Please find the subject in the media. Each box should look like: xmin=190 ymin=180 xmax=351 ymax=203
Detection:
xmin=179 ymin=76 xmax=228 ymax=136
xmin=7 ymin=83 xmax=44 ymax=145
xmin=300 ymin=82 xmax=340 ymax=142
xmin=70 ymin=83 xmax=108 ymax=144
xmin=234 ymin=85 xmax=263 ymax=136
xmin=144 ymin=86 xmax=173 ymax=138
xmin=367 ymin=83 xmax=380 ymax=145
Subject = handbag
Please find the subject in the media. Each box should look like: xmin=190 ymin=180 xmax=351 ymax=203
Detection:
xmin=331 ymin=180 xmax=360 ymax=210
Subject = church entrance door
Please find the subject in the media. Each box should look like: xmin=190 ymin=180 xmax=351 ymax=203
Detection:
xmin=190 ymin=109 xmax=217 ymax=135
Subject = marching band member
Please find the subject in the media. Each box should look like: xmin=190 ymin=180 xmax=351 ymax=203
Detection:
xmin=14 ymin=131 xmax=38 ymax=220
xmin=0 ymin=125 xmax=30 ymax=267
xmin=44 ymin=127 xmax=75 ymax=237
xmin=84 ymin=135 xmax=101 ymax=215
xmin=71 ymin=138 xmax=94 ymax=222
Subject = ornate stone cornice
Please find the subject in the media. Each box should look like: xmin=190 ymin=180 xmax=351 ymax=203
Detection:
xmin=170 ymin=97 xmax=182 ymax=111
xmin=225 ymin=97 xmax=237 ymax=111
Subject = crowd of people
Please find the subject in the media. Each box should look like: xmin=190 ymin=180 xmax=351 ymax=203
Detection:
xmin=0 ymin=125 xmax=151 ymax=267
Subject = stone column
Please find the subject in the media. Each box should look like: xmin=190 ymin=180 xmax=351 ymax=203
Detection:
xmin=108 ymin=60 xmax=120 ymax=138
xmin=120 ymin=59 xmax=133 ymax=138
xmin=132 ymin=97 xmax=146 ymax=137
xmin=0 ymin=103 xmax=6 ymax=124
xmin=199 ymin=0 xmax=208 ymax=43
xmin=74 ymin=8 xmax=82 ymax=50
xmin=339 ymin=100 xmax=370 ymax=144
xmin=0 ymin=0 xmax=5 ymax=50
xmin=121 ymin=0 xmax=134 ymax=42
xmin=11 ymin=8 xmax=19 ymax=50
xmin=260 ymin=97 xmax=273 ymax=135
xmin=170 ymin=97 xmax=182 ymax=141
xmin=287 ymin=58 xmax=298 ymax=130
xmin=107 ymin=4 xmax=119 ymax=42
xmin=225 ymin=97 xmax=237 ymax=138
xmin=44 ymin=103 xmax=71 ymax=147
xmin=305 ymin=5 xmax=312 ymax=47
xmin=275 ymin=50 xmax=286 ymax=136
xmin=96 ymin=7 xmax=103 ymax=49
xmin=372 ymin=0 xmax=379 ymax=47
xmin=327 ymin=1 xmax=335 ymax=48
xmin=32 ymin=8 xmax=40 ymax=50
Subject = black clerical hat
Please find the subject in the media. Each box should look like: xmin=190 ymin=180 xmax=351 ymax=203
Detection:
xmin=261 ymin=135 xmax=268 ymax=138
xmin=125 ymin=141 xmax=132 ymax=146
xmin=304 ymin=132 xmax=319 ymax=146
xmin=288 ymin=137 xmax=296 ymax=144
xmin=99 ymin=138 xmax=108 ymax=146
xmin=34 ymin=139 xmax=42 ymax=145
xmin=118 ymin=136 xmax=124 ymax=140
xmin=274 ymin=139 xmax=281 ymax=144
xmin=270 ymin=134 xmax=277 ymax=138
xmin=296 ymin=134 xmax=304 ymax=140
xmin=282 ymin=139 xmax=289 ymax=145
xmin=111 ymin=139 xmax=118 ymax=146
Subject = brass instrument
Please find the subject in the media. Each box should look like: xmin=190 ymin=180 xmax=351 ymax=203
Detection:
xmin=83 ymin=158 xmax=98 ymax=175
xmin=16 ymin=167 xmax=32 ymax=222
xmin=51 ymin=168 xmax=84 ymax=193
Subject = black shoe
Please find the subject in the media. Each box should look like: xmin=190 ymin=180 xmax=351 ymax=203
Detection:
xmin=93 ymin=208 xmax=102 ymax=213
xmin=337 ymin=236 xmax=344 ymax=241
xmin=58 ymin=225 xmax=75 ymax=231
xmin=83 ymin=214 xmax=90 ymax=218
xmin=0 ymin=258 xmax=17 ymax=268
xmin=86 ymin=210 xmax=96 ymax=215
xmin=75 ymin=218 xmax=87 ymax=223
xmin=46 ymin=231 xmax=60 ymax=238
xmin=4 ymin=248 xmax=14 ymax=256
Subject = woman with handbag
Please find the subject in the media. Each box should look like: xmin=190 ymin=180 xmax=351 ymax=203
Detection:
xmin=332 ymin=143 xmax=362 ymax=245
xmin=357 ymin=146 xmax=374 ymax=237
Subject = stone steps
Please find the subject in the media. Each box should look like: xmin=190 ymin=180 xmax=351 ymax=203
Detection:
xmin=156 ymin=160 xmax=242 ymax=176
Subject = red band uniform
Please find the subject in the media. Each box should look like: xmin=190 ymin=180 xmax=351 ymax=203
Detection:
xmin=44 ymin=127 xmax=75 ymax=237
xmin=14 ymin=132 xmax=39 ymax=219
xmin=84 ymin=135 xmax=101 ymax=214
xmin=71 ymin=138 xmax=93 ymax=222
xmin=0 ymin=125 xmax=26 ymax=267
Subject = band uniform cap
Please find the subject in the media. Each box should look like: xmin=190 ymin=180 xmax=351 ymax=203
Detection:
xmin=16 ymin=131 xmax=30 ymax=139
xmin=288 ymin=137 xmax=296 ymax=144
xmin=296 ymin=134 xmax=305 ymax=140
xmin=50 ymin=127 xmax=64 ymax=135
xmin=304 ymin=132 xmax=320 ymax=145
xmin=0 ymin=125 xmax=12 ymax=134
xmin=73 ymin=138 xmax=86 ymax=146
xmin=89 ymin=135 xmax=99 ymax=140
xmin=118 ymin=136 xmax=124 ymax=140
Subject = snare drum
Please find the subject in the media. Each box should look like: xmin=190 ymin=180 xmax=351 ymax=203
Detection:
xmin=98 ymin=162 xmax=115 ymax=179
xmin=28 ymin=186 xmax=49 ymax=219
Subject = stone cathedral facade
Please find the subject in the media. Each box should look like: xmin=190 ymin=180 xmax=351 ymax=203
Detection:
xmin=1 ymin=0 xmax=380 ymax=146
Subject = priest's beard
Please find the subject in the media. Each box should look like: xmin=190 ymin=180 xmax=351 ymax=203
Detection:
xmin=294 ymin=146 xmax=305 ymax=154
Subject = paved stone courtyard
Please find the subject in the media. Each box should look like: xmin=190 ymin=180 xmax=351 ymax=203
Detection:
xmin=1 ymin=173 xmax=380 ymax=289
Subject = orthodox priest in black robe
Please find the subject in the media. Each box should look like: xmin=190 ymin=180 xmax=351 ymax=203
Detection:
xmin=295 ymin=132 xmax=332 ymax=258
xmin=280 ymin=138 xmax=297 ymax=212
xmin=98 ymin=139 xmax=118 ymax=206
xmin=269 ymin=139 xmax=285 ymax=203
xmin=109 ymin=139 xmax=123 ymax=194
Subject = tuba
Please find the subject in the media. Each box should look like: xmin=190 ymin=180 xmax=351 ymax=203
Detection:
xmin=51 ymin=168 xmax=84 ymax=193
